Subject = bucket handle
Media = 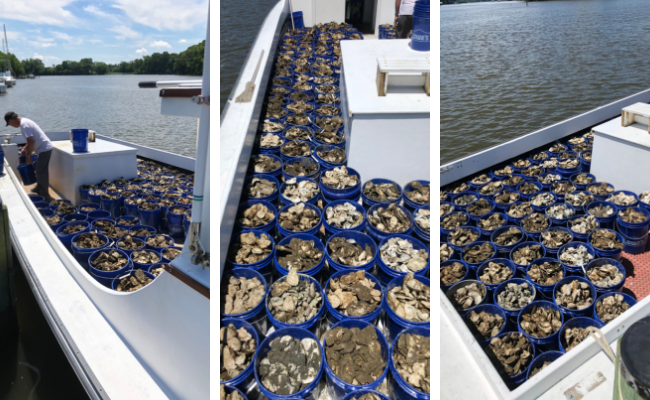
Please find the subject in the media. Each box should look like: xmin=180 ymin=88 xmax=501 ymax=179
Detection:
xmin=614 ymin=220 xmax=650 ymax=241
xmin=586 ymin=327 xmax=616 ymax=363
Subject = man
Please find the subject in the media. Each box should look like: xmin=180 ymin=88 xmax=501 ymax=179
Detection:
xmin=395 ymin=0 xmax=416 ymax=39
xmin=5 ymin=112 xmax=54 ymax=202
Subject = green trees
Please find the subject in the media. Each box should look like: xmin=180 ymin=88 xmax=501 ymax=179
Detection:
xmin=19 ymin=40 xmax=205 ymax=76
xmin=0 ymin=51 xmax=25 ymax=76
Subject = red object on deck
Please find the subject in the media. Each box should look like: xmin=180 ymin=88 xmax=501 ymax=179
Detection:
xmin=621 ymin=241 xmax=650 ymax=301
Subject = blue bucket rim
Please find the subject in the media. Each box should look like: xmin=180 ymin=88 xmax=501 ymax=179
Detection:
xmin=476 ymin=258 xmax=516 ymax=289
xmin=493 ymin=278 xmax=537 ymax=312
xmin=594 ymin=292 xmax=637 ymax=325
xmin=558 ymin=316 xmax=603 ymax=353
xmin=509 ymin=241 xmax=546 ymax=269
xmin=517 ymin=300 xmax=564 ymax=342
xmin=274 ymin=233 xmax=325 ymax=276
xmin=389 ymin=326 xmax=430 ymax=397
xmin=552 ymin=276 xmax=597 ymax=313
xmin=265 ymin=273 xmax=324 ymax=329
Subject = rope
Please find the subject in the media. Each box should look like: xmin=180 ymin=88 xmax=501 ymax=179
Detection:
xmin=586 ymin=326 xmax=616 ymax=363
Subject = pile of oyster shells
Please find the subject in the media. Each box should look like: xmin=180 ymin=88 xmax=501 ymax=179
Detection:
xmin=321 ymin=166 xmax=359 ymax=189
xmin=380 ymin=237 xmax=429 ymax=273
xmin=441 ymin=261 xmax=465 ymax=286
xmin=487 ymin=333 xmax=533 ymax=377
xmin=528 ymin=260 xmax=563 ymax=286
xmin=566 ymin=192 xmax=594 ymax=207
xmin=327 ymin=270 xmax=381 ymax=316
xmin=519 ymin=305 xmax=562 ymax=338
xmin=479 ymin=261 xmax=512 ymax=285
xmin=267 ymin=270 xmax=322 ymax=324
xmin=223 ymin=275 xmax=265 ymax=315
xmin=555 ymin=280 xmax=593 ymax=310
xmin=606 ymin=192 xmax=636 ymax=206
xmin=452 ymin=282 xmax=485 ymax=310
xmin=497 ymin=282 xmax=534 ymax=310
xmin=368 ymin=203 xmax=411 ymax=233
xmin=596 ymin=294 xmax=630 ymax=323
xmin=327 ymin=237 xmax=373 ymax=266
xmin=467 ymin=309 xmax=504 ymax=340
xmin=387 ymin=273 xmax=430 ymax=322
xmin=325 ymin=202 xmax=363 ymax=229
xmin=440 ymin=243 xmax=453 ymax=263
xmin=493 ymin=227 xmax=523 ymax=246
xmin=220 ymin=323 xmax=256 ymax=381
xmin=587 ymin=263 xmax=623 ymax=287
xmin=239 ymin=203 xmax=275 ymax=228
xmin=232 ymin=232 xmax=272 ymax=264
xmin=569 ymin=215 xmax=599 ymax=234
xmin=415 ymin=208 xmax=430 ymax=232
xmin=559 ymin=245 xmax=593 ymax=267
xmin=282 ymin=178 xmax=319 ymax=204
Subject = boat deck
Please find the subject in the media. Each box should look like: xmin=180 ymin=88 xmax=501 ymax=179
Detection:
xmin=620 ymin=246 xmax=650 ymax=300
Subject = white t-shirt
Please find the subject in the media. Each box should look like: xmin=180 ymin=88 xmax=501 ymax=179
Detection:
xmin=399 ymin=0 xmax=416 ymax=16
xmin=20 ymin=117 xmax=54 ymax=154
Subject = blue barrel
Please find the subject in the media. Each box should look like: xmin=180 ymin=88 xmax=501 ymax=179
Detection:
xmin=274 ymin=233 xmax=325 ymax=282
xmin=447 ymin=226 xmax=481 ymax=254
xmin=376 ymin=234 xmax=430 ymax=287
xmin=276 ymin=202 xmax=321 ymax=239
xmin=323 ymin=320 xmax=389 ymax=399
xmin=586 ymin=201 xmax=618 ymax=230
xmin=254 ymin=327 xmax=323 ymax=400
xmin=220 ymin=319 xmax=259 ymax=394
xmin=490 ymin=225 xmax=525 ymax=258
xmin=325 ymin=231 xmax=378 ymax=277
xmin=526 ymin=351 xmax=563 ymax=380
xmin=71 ymin=129 xmax=89 ymax=153
xmin=587 ymin=183 xmax=615 ymax=202
xmin=558 ymin=317 xmax=603 ymax=353
xmin=366 ymin=204 xmax=413 ymax=243
xmin=389 ymin=327 xmax=431 ymax=400
xmin=540 ymin=226 xmax=574 ymax=257
xmin=553 ymin=276 xmax=596 ymax=318
xmin=17 ymin=163 xmax=37 ymax=185
xmin=588 ymin=229 xmax=624 ymax=260
xmin=557 ymin=242 xmax=596 ymax=275
xmin=584 ymin=258 xmax=626 ymax=295
xmin=518 ymin=300 xmax=564 ymax=352
xmin=477 ymin=258 xmax=516 ymax=302
xmin=265 ymin=274 xmax=324 ymax=335
xmin=506 ymin=201 xmax=533 ymax=226
xmin=56 ymin=221 xmax=91 ymax=251
xmin=324 ymin=270 xmax=383 ymax=326
xmin=570 ymin=173 xmax=596 ymax=191
xmin=322 ymin=200 xmax=367 ymax=240
xmin=111 ymin=270 xmax=156 ymax=291
xmin=509 ymin=241 xmax=546 ymax=275
xmin=493 ymin=278 xmax=538 ymax=324
xmin=88 ymin=249 xmax=133 ymax=287
xmin=71 ymin=232 xmax=111 ymax=270
xmin=593 ymin=292 xmax=637 ymax=325
xmin=462 ymin=304 xmax=508 ymax=347
xmin=282 ymin=156 xmax=321 ymax=182
xmin=546 ymin=203 xmax=576 ymax=227
xmin=78 ymin=203 xmax=101 ymax=215
xmin=410 ymin=0 xmax=430 ymax=52
xmin=487 ymin=332 xmax=536 ymax=389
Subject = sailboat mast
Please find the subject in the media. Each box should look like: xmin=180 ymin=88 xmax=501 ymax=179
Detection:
xmin=3 ymin=24 xmax=12 ymax=74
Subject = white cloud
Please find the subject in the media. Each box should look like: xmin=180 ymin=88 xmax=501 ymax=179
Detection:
xmin=84 ymin=5 xmax=115 ymax=19
xmin=135 ymin=48 xmax=147 ymax=55
xmin=109 ymin=25 xmax=141 ymax=40
xmin=150 ymin=40 xmax=171 ymax=49
xmin=87 ymin=39 xmax=103 ymax=44
xmin=0 ymin=0 xmax=78 ymax=27
xmin=33 ymin=52 xmax=60 ymax=65
xmin=178 ymin=39 xmax=187 ymax=43
xmin=111 ymin=0 xmax=208 ymax=31
xmin=50 ymin=31 xmax=83 ymax=45
xmin=28 ymin=40 xmax=57 ymax=48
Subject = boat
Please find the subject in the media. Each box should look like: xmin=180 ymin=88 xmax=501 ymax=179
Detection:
xmin=440 ymin=90 xmax=650 ymax=399
xmin=2 ymin=24 xmax=15 ymax=88
xmin=220 ymin=0 xmax=430 ymax=398
xmin=0 ymin=10 xmax=210 ymax=400
xmin=0 ymin=77 xmax=6 ymax=93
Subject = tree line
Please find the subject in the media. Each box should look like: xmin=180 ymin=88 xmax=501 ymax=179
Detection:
xmin=10 ymin=40 xmax=204 ymax=77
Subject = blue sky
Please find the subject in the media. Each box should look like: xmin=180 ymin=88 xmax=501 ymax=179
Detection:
xmin=1 ymin=0 xmax=208 ymax=65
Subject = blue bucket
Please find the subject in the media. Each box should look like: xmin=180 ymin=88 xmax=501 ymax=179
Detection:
xmin=487 ymin=332 xmax=536 ymax=389
xmin=87 ymin=210 xmax=111 ymax=222
xmin=593 ymin=292 xmax=637 ymax=325
xmin=324 ymin=270 xmax=383 ymax=326
xmin=509 ymin=241 xmax=546 ymax=275
xmin=115 ymin=236 xmax=145 ymax=257
xmin=229 ymin=230 xmax=276 ymax=285
xmin=129 ymin=249 xmax=162 ymax=270
xmin=258 ymin=133 xmax=285 ymax=156
xmin=88 ymin=249 xmax=133 ymax=287
xmin=33 ymin=201 xmax=51 ymax=210
xmin=403 ymin=180 xmax=430 ymax=211
xmin=490 ymin=225 xmax=526 ymax=258
xmin=313 ymin=144 xmax=347 ymax=171
xmin=280 ymin=140 xmax=316 ymax=163
xmin=567 ymin=215 xmax=600 ymax=242
xmin=389 ymin=327 xmax=431 ymax=400
xmin=144 ymin=234 xmax=175 ymax=253
xmin=323 ymin=320 xmax=389 ymax=399
xmin=522 ymin=213 xmax=551 ymax=240
xmin=56 ymin=221 xmax=91 ymax=251
xmin=516 ymin=182 xmax=542 ymax=201
xmin=237 ymin=200 xmax=277 ymax=236
xmin=243 ymin=174 xmax=280 ymax=204
xmin=276 ymin=202 xmax=322 ymax=239
xmin=447 ymin=226 xmax=481 ymax=254
xmin=71 ymin=232 xmax=111 ymax=270
xmin=446 ymin=279 xmax=489 ymax=314
xmin=440 ymin=259 xmax=468 ymax=292
xmin=467 ymin=199 xmax=496 ymax=223
xmin=322 ymin=200 xmax=367 ymax=240
xmin=506 ymin=201 xmax=533 ymax=226
xmin=545 ymin=204 xmax=576 ymax=227
xmin=251 ymin=154 xmax=283 ymax=178
xmin=128 ymin=225 xmax=157 ymax=240
xmin=557 ymin=242 xmax=596 ymax=275
xmin=71 ymin=129 xmax=89 ymax=153
xmin=440 ymin=211 xmax=470 ymax=242
xmin=265 ymin=273 xmax=324 ymax=335
xmin=526 ymin=351 xmax=563 ymax=380
xmin=553 ymin=276 xmax=597 ymax=318
xmin=78 ymin=203 xmax=101 ymax=215
xmin=376 ymin=234 xmax=430 ymax=287
xmin=222 ymin=268 xmax=270 ymax=338
xmin=518 ymin=300 xmax=564 ymax=352
xmin=588 ymin=229 xmax=624 ymax=261
xmin=410 ymin=2 xmax=430 ymax=52
xmin=616 ymin=206 xmax=650 ymax=239
xmin=282 ymin=156 xmax=321 ymax=182
xmin=138 ymin=203 xmax=163 ymax=232
xmin=366 ymin=204 xmax=413 ymax=243
xmin=493 ymin=278 xmax=538 ymax=324
xmin=476 ymin=258 xmax=516 ymax=302
xmin=220 ymin=319 xmax=259 ymax=394
xmin=537 ymin=173 xmax=562 ymax=191
xmin=587 ymin=183 xmax=615 ymax=202
xmin=606 ymin=191 xmax=639 ymax=208
xmin=28 ymin=195 xmax=44 ymax=203
xmin=111 ymin=270 xmax=156 ymax=291
xmin=64 ymin=213 xmax=88 ymax=223
xmin=325 ymin=231 xmax=378 ymax=277
xmin=274 ymin=233 xmax=325 ymax=282
xmin=540 ymin=226 xmax=574 ymax=257
xmin=17 ymin=163 xmax=37 ymax=185
xmin=100 ymin=193 xmax=122 ymax=218
xmin=558 ymin=317 xmax=603 ymax=353
xmin=278 ymin=177 xmax=320 ymax=207
xmin=463 ymin=304 xmax=508 ymax=347
xmin=584 ymin=258 xmax=626 ymax=295
xmin=570 ymin=173 xmax=596 ymax=191
xmin=450 ymin=192 xmax=479 ymax=212
xmin=586 ymin=201 xmax=618 ymax=230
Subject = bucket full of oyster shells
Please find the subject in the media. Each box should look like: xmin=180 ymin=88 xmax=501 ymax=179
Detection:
xmin=463 ymin=303 xmax=508 ymax=349
xmin=593 ymin=292 xmax=637 ymax=325
xmin=220 ymin=318 xmax=260 ymax=392
xmin=251 ymin=154 xmax=283 ymax=178
xmin=325 ymin=231 xmax=378 ymax=275
xmin=384 ymin=272 xmax=430 ymax=343
xmin=360 ymin=179 xmax=403 ymax=210
xmin=221 ymin=268 xmax=269 ymax=337
xmin=584 ymin=258 xmax=626 ymax=295
xmin=366 ymin=203 xmax=413 ymax=243
xmin=412 ymin=206 xmax=430 ymax=246
xmin=319 ymin=166 xmax=361 ymax=202
xmin=586 ymin=182 xmax=615 ymax=202
xmin=558 ymin=316 xmax=603 ymax=353
xmin=273 ymin=233 xmax=326 ymax=282
xmin=243 ymin=174 xmax=280 ymax=204
xmin=557 ymin=242 xmax=596 ymax=275
xmin=323 ymin=320 xmax=389 ymax=399
xmin=325 ymin=270 xmax=383 ymax=326
xmin=276 ymin=203 xmax=323 ymax=239
xmin=476 ymin=258 xmax=516 ymax=300
xmin=265 ymin=270 xmax=325 ymax=335
xmin=279 ymin=177 xmax=320 ymax=208
xmin=586 ymin=201 xmax=618 ymax=230
xmin=237 ymin=200 xmax=277 ymax=235
xmin=493 ymin=278 xmax=537 ymax=325
xmin=111 ymin=269 xmax=156 ymax=293
xmin=313 ymin=144 xmax=347 ymax=171
xmin=486 ymin=332 xmax=536 ymax=389
xmin=490 ymin=225 xmax=525 ymax=258
xmin=616 ymin=206 xmax=650 ymax=254
xmin=377 ymin=235 xmax=429 ymax=286
xmin=552 ymin=276 xmax=597 ymax=318
xmin=403 ymin=180 xmax=430 ymax=211
xmin=282 ymin=156 xmax=321 ymax=182
xmin=323 ymin=200 xmax=367 ymax=239
xmin=253 ymin=326 xmax=324 ymax=399
xmin=440 ymin=260 xmax=468 ymax=292
xmin=389 ymin=327 xmax=431 ymax=400
xmin=526 ymin=350 xmax=563 ymax=380
xmin=227 ymin=231 xmax=276 ymax=284
xmin=516 ymin=300 xmax=564 ymax=353
xmin=588 ymin=228 xmax=624 ymax=260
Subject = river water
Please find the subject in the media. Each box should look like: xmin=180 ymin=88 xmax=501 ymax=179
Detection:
xmin=441 ymin=0 xmax=650 ymax=165
xmin=0 ymin=75 xmax=198 ymax=158
xmin=220 ymin=0 xmax=279 ymax=114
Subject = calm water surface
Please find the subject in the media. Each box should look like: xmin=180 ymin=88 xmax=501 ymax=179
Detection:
xmin=441 ymin=0 xmax=650 ymax=164
xmin=221 ymin=0 xmax=279 ymax=114
xmin=0 ymin=75 xmax=198 ymax=158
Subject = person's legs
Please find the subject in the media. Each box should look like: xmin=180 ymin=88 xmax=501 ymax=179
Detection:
xmin=396 ymin=15 xmax=414 ymax=39
xmin=35 ymin=150 xmax=52 ymax=202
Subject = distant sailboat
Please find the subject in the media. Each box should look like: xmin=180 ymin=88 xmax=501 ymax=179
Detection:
xmin=2 ymin=24 xmax=16 ymax=88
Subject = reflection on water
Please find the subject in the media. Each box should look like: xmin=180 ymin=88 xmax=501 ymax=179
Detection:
xmin=0 ymin=75 xmax=198 ymax=158
xmin=441 ymin=0 xmax=650 ymax=164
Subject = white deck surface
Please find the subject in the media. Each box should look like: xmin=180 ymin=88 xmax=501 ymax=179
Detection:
xmin=50 ymin=139 xmax=138 ymax=205
xmin=340 ymin=39 xmax=429 ymax=115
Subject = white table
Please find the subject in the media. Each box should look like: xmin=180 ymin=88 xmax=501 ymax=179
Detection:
xmin=49 ymin=139 xmax=138 ymax=205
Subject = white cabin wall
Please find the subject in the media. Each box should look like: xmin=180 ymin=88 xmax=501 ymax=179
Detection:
xmin=290 ymin=0 xmax=314 ymax=27
xmin=376 ymin=0 xmax=395 ymax=28
xmin=313 ymin=0 xmax=346 ymax=25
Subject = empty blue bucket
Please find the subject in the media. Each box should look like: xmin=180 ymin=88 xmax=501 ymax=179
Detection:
xmin=71 ymin=129 xmax=89 ymax=153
